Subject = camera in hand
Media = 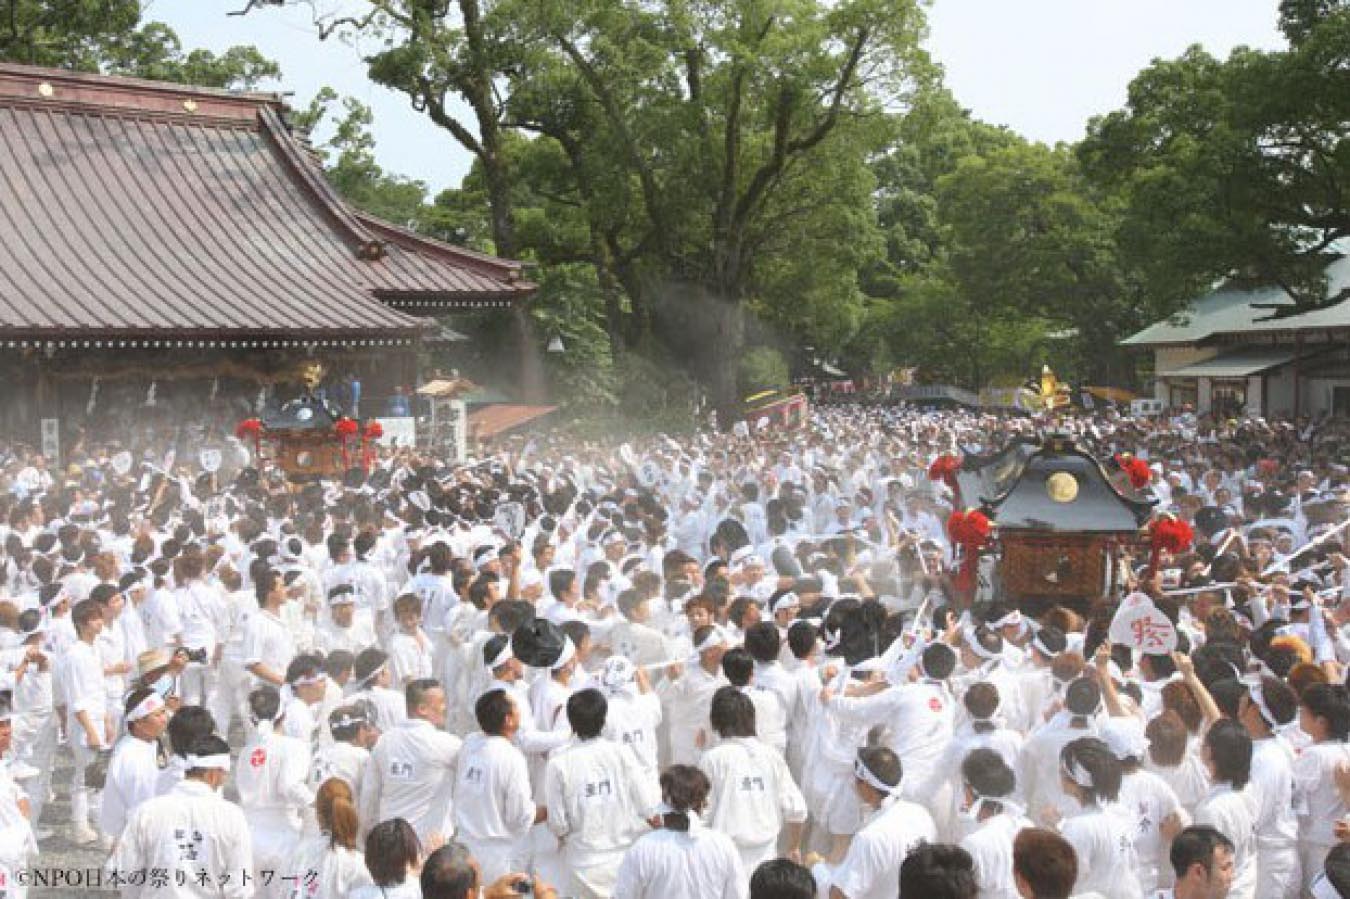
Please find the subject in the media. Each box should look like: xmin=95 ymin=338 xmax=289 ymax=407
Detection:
xmin=182 ymin=647 xmax=208 ymax=664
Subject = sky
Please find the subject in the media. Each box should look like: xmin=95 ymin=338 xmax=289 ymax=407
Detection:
xmin=150 ymin=0 xmax=1287 ymax=194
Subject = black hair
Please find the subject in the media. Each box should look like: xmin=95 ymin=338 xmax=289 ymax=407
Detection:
xmin=721 ymin=646 xmax=754 ymax=687
xmin=1065 ymin=677 xmax=1102 ymax=728
xmin=183 ymin=735 xmax=230 ymax=776
xmin=1060 ymin=736 xmax=1122 ymax=805
xmin=420 ymin=841 xmax=478 ymax=899
xmin=1326 ymin=843 xmax=1350 ymax=897
xmin=921 ymin=642 xmax=957 ymax=680
xmin=548 ymin=568 xmax=576 ymax=600
xmin=787 ymin=620 xmax=818 ymax=660
xmin=475 ymin=688 xmax=514 ymax=736
xmin=249 ymin=686 xmax=281 ymax=722
xmin=329 ymin=704 xmax=369 ymax=743
xmin=1168 ymin=825 xmax=1235 ymax=881
xmin=961 ymin=746 xmax=1016 ymax=803
xmin=1303 ymin=683 xmax=1350 ymax=741
xmin=566 ymin=688 xmax=608 ymax=739
xmin=284 ymin=653 xmax=323 ymax=686
xmin=750 ymin=859 xmax=816 ymax=899
xmin=323 ymin=650 xmax=355 ymax=681
xmin=744 ymin=621 xmax=781 ymax=663
xmin=964 ymin=682 xmax=1000 ymax=734
xmin=365 ymin=818 xmax=422 ymax=887
xmin=898 ymin=843 xmax=978 ymax=899
xmin=254 ymin=567 xmax=281 ymax=607
xmin=727 ymin=596 xmax=758 ymax=628
xmin=857 ymin=745 xmax=902 ymax=792
xmin=167 ymin=705 xmax=216 ymax=757
xmin=709 ymin=685 xmax=757 ymax=739
xmin=1204 ymin=719 xmax=1252 ymax=789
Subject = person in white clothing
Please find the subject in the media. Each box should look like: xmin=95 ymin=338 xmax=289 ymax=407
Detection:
xmin=309 ymin=703 xmax=378 ymax=798
xmin=1192 ymin=720 xmax=1258 ymax=899
xmin=388 ymin=592 xmax=434 ymax=687
xmin=1235 ymin=675 xmax=1300 ymax=898
xmin=0 ymin=692 xmax=37 ymax=899
xmin=99 ymin=688 xmax=170 ymax=844
xmin=242 ymin=569 xmax=297 ymax=689
xmin=350 ymin=818 xmax=429 ymax=899
xmin=956 ymin=748 xmax=1031 ymax=899
xmin=598 ymin=657 xmax=663 ymax=777
xmin=1100 ymin=716 xmax=1187 ymax=894
xmin=810 ymin=746 xmax=938 ymax=899
xmin=699 ymin=686 xmax=807 ymax=871
xmin=234 ymin=686 xmax=315 ymax=899
xmin=1293 ymin=683 xmax=1350 ymax=894
xmin=544 ymin=687 xmax=663 ymax=899
xmin=107 ymin=735 xmax=254 ymax=899
xmin=62 ymin=598 xmax=112 ymax=845
xmin=359 ymin=677 xmax=462 ymax=845
xmin=614 ymin=764 xmax=748 ymax=899
xmin=283 ymin=778 xmax=373 ymax=899
xmin=657 ymin=623 xmax=729 ymax=766
xmin=1158 ymin=824 xmax=1237 ymax=899
xmin=1056 ymin=736 xmax=1143 ymax=899
xmin=315 ymin=585 xmax=375 ymax=655
xmin=722 ymin=647 xmax=789 ymax=758
xmin=453 ymin=689 xmax=538 ymax=883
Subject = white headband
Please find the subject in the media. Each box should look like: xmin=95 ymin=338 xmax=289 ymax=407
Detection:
xmin=185 ymin=753 xmax=231 ymax=771
xmin=965 ymin=627 xmax=1000 ymax=662
xmin=854 ymin=755 xmax=900 ymax=795
xmin=127 ymin=692 xmax=166 ymax=723
xmin=551 ymin=637 xmax=577 ymax=671
xmin=1309 ymin=872 xmax=1341 ymax=899
xmin=1247 ymin=680 xmax=1279 ymax=729
xmin=330 ymin=712 xmax=368 ymax=730
xmin=488 ymin=642 xmax=514 ymax=670
xmin=991 ymin=610 xmax=1023 ymax=629
xmin=1031 ymin=631 xmax=1059 ymax=658
xmin=694 ymin=627 xmax=727 ymax=654
xmin=357 ymin=662 xmax=387 ymax=687
xmin=291 ymin=672 xmax=325 ymax=687
xmin=1060 ymin=754 xmax=1094 ymax=790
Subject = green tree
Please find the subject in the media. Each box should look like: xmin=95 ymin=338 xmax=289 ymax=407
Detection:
xmin=501 ymin=0 xmax=931 ymax=415
xmin=935 ymin=142 xmax=1143 ymax=385
xmin=0 ymin=2 xmax=277 ymax=88
xmin=1079 ymin=8 xmax=1350 ymax=317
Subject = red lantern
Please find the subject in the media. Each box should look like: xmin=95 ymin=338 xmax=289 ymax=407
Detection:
xmin=1116 ymin=454 xmax=1152 ymax=490
xmin=335 ymin=418 xmax=359 ymax=438
xmin=234 ymin=418 xmax=263 ymax=459
xmin=361 ymin=421 xmax=383 ymax=470
xmin=947 ymin=509 xmax=992 ymax=600
xmin=928 ymin=454 xmax=964 ymax=505
xmin=1146 ymin=514 xmax=1195 ymax=579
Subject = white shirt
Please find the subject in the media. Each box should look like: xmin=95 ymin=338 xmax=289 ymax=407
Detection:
xmin=1293 ymin=740 xmax=1350 ymax=847
xmin=699 ymin=736 xmax=806 ymax=850
xmin=820 ymin=794 xmax=936 ymax=899
xmin=1194 ymin=783 xmax=1257 ymax=899
xmin=831 ymin=680 xmax=953 ymax=801
xmin=359 ymin=718 xmax=461 ymax=843
xmin=282 ymin=836 xmax=373 ymax=899
xmin=107 ymin=779 xmax=254 ymax=898
xmin=61 ymin=639 xmax=108 ymax=745
xmin=233 ymin=728 xmax=313 ymax=831
xmin=314 ymin=616 xmax=375 ymax=656
xmin=1117 ymin=768 xmax=1186 ymax=890
xmin=959 ymin=811 xmax=1031 ymax=899
xmin=544 ymin=736 xmax=662 ymax=862
xmin=613 ymin=818 xmax=748 ymax=899
xmin=1060 ymin=805 xmax=1143 ymax=899
xmin=1249 ymin=735 xmax=1297 ymax=850
xmin=602 ymin=688 xmax=663 ymax=774
xmin=242 ymin=610 xmax=296 ymax=684
xmin=99 ymin=734 xmax=162 ymax=838
xmin=452 ymin=732 xmax=534 ymax=845
xmin=657 ymin=664 xmax=727 ymax=764
xmin=309 ymin=741 xmax=369 ymax=798
xmin=387 ymin=630 xmax=433 ymax=687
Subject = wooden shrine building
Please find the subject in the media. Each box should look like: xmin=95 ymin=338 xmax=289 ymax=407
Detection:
xmin=0 ymin=63 xmax=534 ymax=450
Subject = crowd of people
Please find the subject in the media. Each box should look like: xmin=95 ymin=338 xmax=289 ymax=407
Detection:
xmin=0 ymin=402 xmax=1349 ymax=899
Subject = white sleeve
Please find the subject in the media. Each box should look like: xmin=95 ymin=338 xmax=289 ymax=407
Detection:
xmin=612 ymin=841 xmax=646 ymax=899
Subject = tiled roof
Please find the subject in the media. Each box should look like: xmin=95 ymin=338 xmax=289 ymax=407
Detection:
xmin=1122 ymin=252 xmax=1350 ymax=347
xmin=0 ymin=64 xmax=532 ymax=340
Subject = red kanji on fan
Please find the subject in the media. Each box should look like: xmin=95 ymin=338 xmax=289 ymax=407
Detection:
xmin=1131 ymin=617 xmax=1170 ymax=651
